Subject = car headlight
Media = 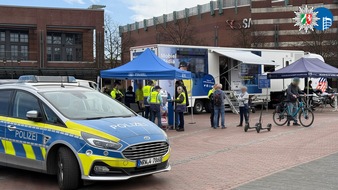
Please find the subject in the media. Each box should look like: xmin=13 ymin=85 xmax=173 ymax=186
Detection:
xmin=81 ymin=132 xmax=122 ymax=150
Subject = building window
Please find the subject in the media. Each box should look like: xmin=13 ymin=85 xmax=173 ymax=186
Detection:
xmin=47 ymin=32 xmax=82 ymax=61
xmin=0 ymin=30 xmax=29 ymax=61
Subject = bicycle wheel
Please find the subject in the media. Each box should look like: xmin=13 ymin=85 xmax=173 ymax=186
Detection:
xmin=273 ymin=111 xmax=288 ymax=126
xmin=299 ymin=108 xmax=314 ymax=127
xmin=330 ymin=99 xmax=335 ymax=108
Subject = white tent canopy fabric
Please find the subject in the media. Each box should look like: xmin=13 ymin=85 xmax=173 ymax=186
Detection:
xmin=212 ymin=49 xmax=278 ymax=66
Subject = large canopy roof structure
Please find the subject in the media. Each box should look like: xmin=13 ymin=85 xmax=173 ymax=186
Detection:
xmin=100 ymin=48 xmax=191 ymax=80
xmin=268 ymin=58 xmax=338 ymax=79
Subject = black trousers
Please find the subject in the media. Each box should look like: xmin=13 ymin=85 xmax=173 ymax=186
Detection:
xmin=239 ymin=106 xmax=249 ymax=125
xmin=210 ymin=107 xmax=220 ymax=127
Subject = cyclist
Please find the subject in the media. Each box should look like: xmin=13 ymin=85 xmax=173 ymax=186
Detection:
xmin=286 ymin=77 xmax=305 ymax=126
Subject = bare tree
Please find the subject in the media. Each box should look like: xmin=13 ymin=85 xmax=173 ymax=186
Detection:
xmin=157 ymin=19 xmax=205 ymax=45
xmin=232 ymin=25 xmax=267 ymax=48
xmin=104 ymin=15 xmax=135 ymax=69
xmin=294 ymin=27 xmax=338 ymax=64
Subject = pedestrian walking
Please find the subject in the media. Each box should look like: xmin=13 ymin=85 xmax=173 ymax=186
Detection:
xmin=147 ymin=86 xmax=163 ymax=128
xmin=213 ymin=84 xmax=226 ymax=129
xmin=143 ymin=80 xmax=154 ymax=119
xmin=124 ymin=86 xmax=136 ymax=108
xmin=174 ymin=86 xmax=186 ymax=132
xmin=111 ymin=81 xmax=123 ymax=102
xmin=208 ymin=85 xmax=219 ymax=128
xmin=286 ymin=78 xmax=304 ymax=126
xmin=237 ymin=86 xmax=249 ymax=127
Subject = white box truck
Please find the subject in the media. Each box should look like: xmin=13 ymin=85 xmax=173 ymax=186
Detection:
xmin=130 ymin=44 xmax=323 ymax=113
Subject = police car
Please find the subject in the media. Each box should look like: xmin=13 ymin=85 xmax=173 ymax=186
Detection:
xmin=0 ymin=76 xmax=170 ymax=190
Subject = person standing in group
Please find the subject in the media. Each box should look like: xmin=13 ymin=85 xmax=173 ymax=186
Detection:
xmin=286 ymin=78 xmax=304 ymax=126
xmin=124 ymin=86 xmax=136 ymax=108
xmin=147 ymin=86 xmax=163 ymax=128
xmin=213 ymin=84 xmax=226 ymax=129
xmin=111 ymin=81 xmax=124 ymax=102
xmin=237 ymin=86 xmax=249 ymax=127
xmin=143 ymin=80 xmax=154 ymax=119
xmin=173 ymin=86 xmax=186 ymax=132
xmin=208 ymin=85 xmax=219 ymax=128
xmin=135 ymin=83 xmax=144 ymax=110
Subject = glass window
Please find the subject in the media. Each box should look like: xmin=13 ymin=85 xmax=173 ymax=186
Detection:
xmin=10 ymin=33 xmax=19 ymax=42
xmin=53 ymin=35 xmax=61 ymax=45
xmin=76 ymin=48 xmax=82 ymax=61
xmin=66 ymin=48 xmax=73 ymax=61
xmin=65 ymin=34 xmax=74 ymax=45
xmin=0 ymin=45 xmax=5 ymax=58
xmin=42 ymin=103 xmax=63 ymax=125
xmin=47 ymin=36 xmax=52 ymax=44
xmin=264 ymin=65 xmax=275 ymax=73
xmin=41 ymin=90 xmax=136 ymax=120
xmin=12 ymin=91 xmax=41 ymax=119
xmin=0 ymin=90 xmax=13 ymax=116
xmin=11 ymin=45 xmax=18 ymax=59
xmin=75 ymin=34 xmax=82 ymax=45
xmin=47 ymin=47 xmax=52 ymax=61
xmin=20 ymin=33 xmax=28 ymax=43
xmin=54 ymin=47 xmax=61 ymax=61
xmin=0 ymin=32 xmax=5 ymax=42
xmin=21 ymin=45 xmax=28 ymax=60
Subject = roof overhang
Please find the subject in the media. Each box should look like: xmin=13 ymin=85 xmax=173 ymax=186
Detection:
xmin=212 ymin=49 xmax=278 ymax=66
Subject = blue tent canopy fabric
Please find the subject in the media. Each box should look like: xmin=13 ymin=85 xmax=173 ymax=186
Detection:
xmin=267 ymin=58 xmax=338 ymax=79
xmin=100 ymin=48 xmax=192 ymax=80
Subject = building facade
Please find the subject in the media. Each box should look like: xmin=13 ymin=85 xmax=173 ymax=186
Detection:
xmin=120 ymin=0 xmax=338 ymax=66
xmin=0 ymin=5 xmax=104 ymax=79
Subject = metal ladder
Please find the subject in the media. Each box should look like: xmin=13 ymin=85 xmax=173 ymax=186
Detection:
xmin=225 ymin=92 xmax=239 ymax=114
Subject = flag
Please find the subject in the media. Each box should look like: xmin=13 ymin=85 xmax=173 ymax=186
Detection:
xmin=301 ymin=13 xmax=312 ymax=25
xmin=316 ymin=77 xmax=327 ymax=92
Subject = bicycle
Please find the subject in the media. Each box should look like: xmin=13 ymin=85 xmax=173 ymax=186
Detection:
xmin=273 ymin=95 xmax=314 ymax=127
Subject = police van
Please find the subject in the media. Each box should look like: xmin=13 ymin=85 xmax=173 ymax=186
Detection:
xmin=0 ymin=76 xmax=170 ymax=190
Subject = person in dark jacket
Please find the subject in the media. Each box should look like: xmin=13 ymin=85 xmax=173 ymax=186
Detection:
xmin=208 ymin=85 xmax=219 ymax=128
xmin=124 ymin=86 xmax=136 ymax=108
xmin=286 ymin=78 xmax=304 ymax=126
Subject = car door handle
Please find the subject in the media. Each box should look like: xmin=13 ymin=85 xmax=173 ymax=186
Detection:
xmin=7 ymin=125 xmax=16 ymax=131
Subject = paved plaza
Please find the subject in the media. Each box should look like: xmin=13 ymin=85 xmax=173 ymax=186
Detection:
xmin=1 ymin=109 xmax=338 ymax=190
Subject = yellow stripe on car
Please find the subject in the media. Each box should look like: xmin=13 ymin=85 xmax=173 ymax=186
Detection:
xmin=3 ymin=140 xmax=16 ymax=156
xmin=22 ymin=144 xmax=36 ymax=160
xmin=78 ymin=153 xmax=137 ymax=176
xmin=40 ymin=147 xmax=47 ymax=160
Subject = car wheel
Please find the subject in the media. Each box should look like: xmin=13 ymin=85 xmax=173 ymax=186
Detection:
xmin=193 ymin=100 xmax=204 ymax=114
xmin=57 ymin=147 xmax=81 ymax=190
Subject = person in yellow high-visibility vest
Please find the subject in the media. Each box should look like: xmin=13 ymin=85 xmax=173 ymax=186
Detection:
xmin=110 ymin=81 xmax=123 ymax=102
xmin=173 ymin=86 xmax=186 ymax=132
xmin=208 ymin=85 xmax=219 ymax=128
xmin=135 ymin=83 xmax=144 ymax=108
xmin=142 ymin=80 xmax=154 ymax=119
xmin=147 ymin=86 xmax=163 ymax=128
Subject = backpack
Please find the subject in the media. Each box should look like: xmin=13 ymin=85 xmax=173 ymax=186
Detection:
xmin=213 ymin=91 xmax=222 ymax=106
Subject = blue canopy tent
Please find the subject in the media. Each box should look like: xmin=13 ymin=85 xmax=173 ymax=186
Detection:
xmin=100 ymin=48 xmax=192 ymax=80
xmin=267 ymin=58 xmax=338 ymax=79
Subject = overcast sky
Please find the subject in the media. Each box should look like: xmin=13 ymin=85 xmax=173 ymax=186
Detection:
xmin=0 ymin=0 xmax=211 ymax=25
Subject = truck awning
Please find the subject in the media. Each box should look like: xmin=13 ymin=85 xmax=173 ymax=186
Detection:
xmin=212 ymin=49 xmax=278 ymax=66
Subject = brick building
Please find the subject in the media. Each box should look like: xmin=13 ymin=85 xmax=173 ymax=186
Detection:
xmin=120 ymin=0 xmax=338 ymax=66
xmin=0 ymin=5 xmax=104 ymax=79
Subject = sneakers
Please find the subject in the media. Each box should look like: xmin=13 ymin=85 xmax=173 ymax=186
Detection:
xmin=237 ymin=124 xmax=242 ymax=127
xmin=221 ymin=126 xmax=227 ymax=129
xmin=293 ymin=123 xmax=301 ymax=126
xmin=176 ymin=128 xmax=185 ymax=132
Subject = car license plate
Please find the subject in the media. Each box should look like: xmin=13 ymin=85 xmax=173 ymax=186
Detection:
xmin=137 ymin=156 xmax=162 ymax=167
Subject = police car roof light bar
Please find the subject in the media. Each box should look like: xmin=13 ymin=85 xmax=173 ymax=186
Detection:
xmin=18 ymin=75 xmax=77 ymax=83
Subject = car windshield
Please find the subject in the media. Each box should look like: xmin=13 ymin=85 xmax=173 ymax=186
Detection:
xmin=41 ymin=90 xmax=135 ymax=120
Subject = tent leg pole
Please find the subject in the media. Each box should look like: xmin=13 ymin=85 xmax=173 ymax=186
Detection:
xmin=189 ymin=79 xmax=196 ymax=124
xmin=307 ymin=77 xmax=309 ymax=108
xmin=173 ymin=79 xmax=176 ymax=129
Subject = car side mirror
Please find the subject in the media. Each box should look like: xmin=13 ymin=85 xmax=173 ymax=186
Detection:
xmin=26 ymin=110 xmax=42 ymax=122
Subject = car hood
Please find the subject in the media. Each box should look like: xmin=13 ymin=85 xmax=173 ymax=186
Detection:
xmin=72 ymin=116 xmax=165 ymax=140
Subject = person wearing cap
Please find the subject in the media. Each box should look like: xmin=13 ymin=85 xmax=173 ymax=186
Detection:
xmin=237 ymin=86 xmax=249 ymax=127
xmin=111 ymin=81 xmax=123 ymax=102
xmin=286 ymin=77 xmax=304 ymax=126
xmin=208 ymin=85 xmax=219 ymax=128
xmin=143 ymin=80 xmax=154 ymax=119
xmin=124 ymin=86 xmax=136 ymax=108
xmin=147 ymin=85 xmax=163 ymax=128
xmin=173 ymin=86 xmax=187 ymax=132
